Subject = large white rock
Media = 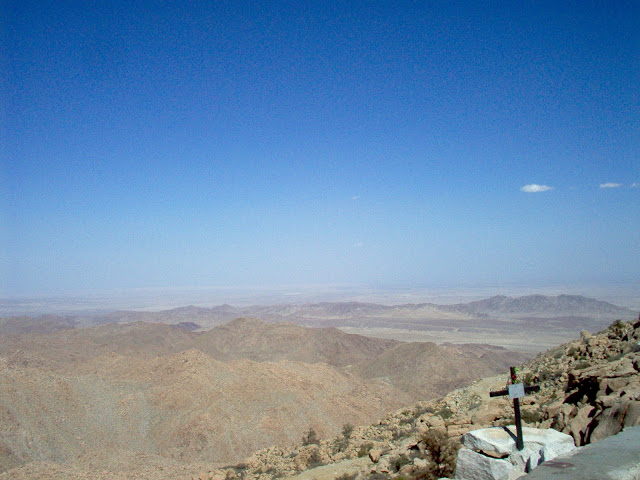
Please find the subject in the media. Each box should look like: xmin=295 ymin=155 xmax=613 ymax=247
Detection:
xmin=454 ymin=447 xmax=514 ymax=480
xmin=461 ymin=426 xmax=575 ymax=457
xmin=455 ymin=427 xmax=577 ymax=480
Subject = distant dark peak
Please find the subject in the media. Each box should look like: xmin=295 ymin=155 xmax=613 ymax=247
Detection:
xmin=176 ymin=321 xmax=201 ymax=331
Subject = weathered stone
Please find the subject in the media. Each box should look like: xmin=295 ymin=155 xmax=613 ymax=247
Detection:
xmin=398 ymin=463 xmax=414 ymax=476
xmin=589 ymin=405 xmax=626 ymax=443
xmin=417 ymin=413 xmax=447 ymax=435
xmin=454 ymin=447 xmax=513 ymax=480
xmin=620 ymin=388 xmax=640 ymax=401
xmin=569 ymin=405 xmax=596 ymax=446
xmin=461 ymin=426 xmax=575 ymax=458
xmin=413 ymin=457 xmax=428 ymax=468
xmin=611 ymin=361 xmax=637 ymax=378
xmin=580 ymin=331 xmax=592 ymax=343
xmin=562 ymin=403 xmax=576 ymax=419
xmin=471 ymin=405 xmax=504 ymax=426
xmin=368 ymin=449 xmax=382 ymax=463
xmin=508 ymin=446 xmax=540 ymax=473
xmin=539 ymin=439 xmax=578 ymax=462
xmin=376 ymin=456 xmax=391 ymax=473
xmin=447 ymin=424 xmax=472 ymax=438
xmin=538 ymin=419 xmax=552 ymax=429
xmin=599 ymin=377 xmax=630 ymax=396
xmin=544 ymin=401 xmax=563 ymax=420
xmin=598 ymin=393 xmax=621 ymax=408
xmin=623 ymin=400 xmax=640 ymax=427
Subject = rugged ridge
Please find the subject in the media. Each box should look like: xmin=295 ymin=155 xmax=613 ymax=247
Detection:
xmin=233 ymin=316 xmax=640 ymax=480
xmin=0 ymin=318 xmax=526 ymax=478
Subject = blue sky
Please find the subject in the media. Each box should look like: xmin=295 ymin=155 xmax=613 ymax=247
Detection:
xmin=2 ymin=1 xmax=639 ymax=296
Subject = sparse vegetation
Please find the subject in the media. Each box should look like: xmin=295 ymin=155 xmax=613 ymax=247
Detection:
xmin=435 ymin=405 xmax=453 ymax=420
xmin=332 ymin=424 xmax=354 ymax=453
xmin=391 ymin=426 xmax=413 ymax=441
xmin=414 ymin=429 xmax=460 ymax=479
xmin=389 ymin=454 xmax=411 ymax=472
xmin=608 ymin=319 xmax=627 ymax=337
xmin=302 ymin=427 xmax=320 ymax=446
xmin=306 ymin=446 xmax=324 ymax=468
xmin=336 ymin=473 xmax=358 ymax=480
xmin=358 ymin=441 xmax=375 ymax=457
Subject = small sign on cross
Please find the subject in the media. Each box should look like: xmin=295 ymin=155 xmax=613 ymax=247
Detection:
xmin=489 ymin=366 xmax=540 ymax=450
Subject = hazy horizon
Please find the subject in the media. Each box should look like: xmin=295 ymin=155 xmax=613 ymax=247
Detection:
xmin=2 ymin=281 xmax=639 ymax=317
xmin=3 ymin=2 xmax=639 ymax=297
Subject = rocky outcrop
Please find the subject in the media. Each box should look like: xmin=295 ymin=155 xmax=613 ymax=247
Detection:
xmin=454 ymin=427 xmax=576 ymax=480
xmin=238 ymin=318 xmax=640 ymax=480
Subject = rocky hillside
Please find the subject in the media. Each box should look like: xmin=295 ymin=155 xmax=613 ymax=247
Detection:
xmin=226 ymin=316 xmax=640 ymax=480
xmin=0 ymin=349 xmax=412 ymax=474
xmin=194 ymin=318 xmax=400 ymax=367
xmin=0 ymin=318 xmax=524 ymax=478
xmin=2 ymin=314 xmax=636 ymax=480
xmin=353 ymin=342 xmax=527 ymax=399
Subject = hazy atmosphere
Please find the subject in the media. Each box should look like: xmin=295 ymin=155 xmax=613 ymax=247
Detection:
xmin=3 ymin=4 xmax=640 ymax=479
xmin=2 ymin=1 xmax=639 ymax=297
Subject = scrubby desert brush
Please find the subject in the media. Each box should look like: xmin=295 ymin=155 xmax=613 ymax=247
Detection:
xmin=301 ymin=427 xmax=320 ymax=446
xmin=411 ymin=429 xmax=459 ymax=480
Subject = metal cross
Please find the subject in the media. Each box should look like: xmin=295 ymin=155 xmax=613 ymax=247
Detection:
xmin=489 ymin=366 xmax=540 ymax=450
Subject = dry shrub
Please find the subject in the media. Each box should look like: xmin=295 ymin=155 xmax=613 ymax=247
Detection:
xmin=414 ymin=429 xmax=460 ymax=479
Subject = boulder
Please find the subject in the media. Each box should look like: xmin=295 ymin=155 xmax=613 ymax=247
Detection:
xmin=368 ymin=448 xmax=383 ymax=463
xmin=417 ymin=414 xmax=447 ymax=434
xmin=454 ymin=447 xmax=513 ymax=480
xmin=569 ymin=405 xmax=596 ymax=445
xmin=448 ymin=424 xmax=473 ymax=438
xmin=461 ymin=426 xmax=574 ymax=458
xmin=471 ymin=405 xmax=504 ymax=426
xmin=413 ymin=457 xmax=428 ymax=469
xmin=455 ymin=427 xmax=576 ymax=480
xmin=589 ymin=400 xmax=640 ymax=442
xmin=623 ymin=400 xmax=640 ymax=427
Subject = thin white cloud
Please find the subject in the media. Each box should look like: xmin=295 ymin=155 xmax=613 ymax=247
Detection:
xmin=599 ymin=182 xmax=622 ymax=189
xmin=631 ymin=182 xmax=638 ymax=188
xmin=353 ymin=241 xmax=364 ymax=248
xmin=351 ymin=195 xmax=360 ymax=200
xmin=520 ymin=184 xmax=553 ymax=193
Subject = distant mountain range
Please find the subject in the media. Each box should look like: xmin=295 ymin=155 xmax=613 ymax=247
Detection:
xmin=64 ymin=294 xmax=634 ymax=330
xmin=442 ymin=294 xmax=635 ymax=317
